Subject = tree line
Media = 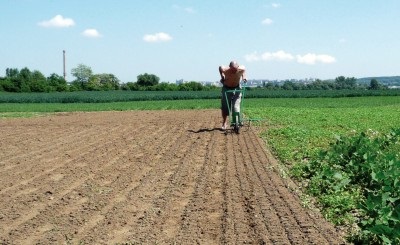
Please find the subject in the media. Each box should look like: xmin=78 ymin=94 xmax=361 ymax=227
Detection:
xmin=0 ymin=64 xmax=388 ymax=93
xmin=263 ymin=76 xmax=387 ymax=90
xmin=0 ymin=64 xmax=217 ymax=92
xmin=0 ymin=68 xmax=67 ymax=92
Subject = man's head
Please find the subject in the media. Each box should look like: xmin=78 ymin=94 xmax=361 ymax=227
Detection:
xmin=229 ymin=61 xmax=239 ymax=71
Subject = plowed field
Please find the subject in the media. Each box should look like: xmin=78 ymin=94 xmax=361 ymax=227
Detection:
xmin=0 ymin=110 xmax=345 ymax=244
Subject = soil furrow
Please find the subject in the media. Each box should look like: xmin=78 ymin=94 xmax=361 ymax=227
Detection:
xmin=74 ymin=119 xmax=199 ymax=243
xmin=173 ymin=121 xmax=225 ymax=244
xmin=121 ymin=121 xmax=208 ymax=243
xmin=25 ymin=123 xmax=169 ymax=244
xmin=0 ymin=110 xmax=346 ymax=244
xmin=2 ymin=123 xmax=161 ymax=242
xmin=245 ymin=128 xmax=345 ymax=244
xmin=0 ymin=125 xmax=121 ymax=185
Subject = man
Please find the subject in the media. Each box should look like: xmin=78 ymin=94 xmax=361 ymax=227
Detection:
xmin=219 ymin=61 xmax=247 ymax=130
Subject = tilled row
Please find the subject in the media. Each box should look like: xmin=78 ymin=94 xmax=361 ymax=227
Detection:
xmin=0 ymin=110 xmax=345 ymax=244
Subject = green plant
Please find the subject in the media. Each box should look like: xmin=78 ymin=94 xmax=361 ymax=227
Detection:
xmin=296 ymin=129 xmax=400 ymax=244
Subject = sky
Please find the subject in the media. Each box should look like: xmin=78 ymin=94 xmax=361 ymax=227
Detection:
xmin=1 ymin=0 xmax=399 ymax=83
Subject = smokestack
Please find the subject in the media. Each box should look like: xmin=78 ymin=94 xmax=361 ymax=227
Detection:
xmin=63 ymin=50 xmax=66 ymax=80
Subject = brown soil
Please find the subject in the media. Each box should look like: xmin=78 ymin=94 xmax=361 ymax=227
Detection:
xmin=0 ymin=110 xmax=346 ymax=244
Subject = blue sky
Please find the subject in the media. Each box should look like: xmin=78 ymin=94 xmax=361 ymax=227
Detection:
xmin=1 ymin=0 xmax=399 ymax=83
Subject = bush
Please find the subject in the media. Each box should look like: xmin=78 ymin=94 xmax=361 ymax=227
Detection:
xmin=293 ymin=129 xmax=400 ymax=244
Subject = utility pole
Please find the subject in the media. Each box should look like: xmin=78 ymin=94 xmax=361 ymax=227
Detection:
xmin=63 ymin=50 xmax=66 ymax=80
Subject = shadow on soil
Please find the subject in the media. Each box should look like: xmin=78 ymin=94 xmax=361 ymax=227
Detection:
xmin=188 ymin=128 xmax=225 ymax=133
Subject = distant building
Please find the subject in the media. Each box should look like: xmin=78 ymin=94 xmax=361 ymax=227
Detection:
xmin=175 ymin=79 xmax=184 ymax=85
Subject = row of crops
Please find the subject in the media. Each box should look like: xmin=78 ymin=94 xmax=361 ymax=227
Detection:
xmin=247 ymin=97 xmax=400 ymax=244
xmin=1 ymin=89 xmax=400 ymax=103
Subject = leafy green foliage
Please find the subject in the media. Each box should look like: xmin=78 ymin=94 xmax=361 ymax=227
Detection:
xmin=262 ymin=76 xmax=388 ymax=90
xmin=0 ymin=90 xmax=221 ymax=103
xmin=0 ymin=67 xmax=68 ymax=92
xmin=294 ymin=129 xmax=400 ymax=244
xmin=121 ymin=81 xmax=217 ymax=91
xmin=71 ymin=64 xmax=93 ymax=90
xmin=245 ymin=96 xmax=400 ymax=244
xmin=1 ymin=89 xmax=400 ymax=103
xmin=136 ymin=73 xmax=159 ymax=87
xmin=335 ymin=76 xmax=357 ymax=89
xmin=369 ymin=79 xmax=385 ymax=90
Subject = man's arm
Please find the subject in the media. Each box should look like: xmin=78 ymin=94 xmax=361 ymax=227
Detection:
xmin=241 ymin=67 xmax=247 ymax=82
xmin=219 ymin=66 xmax=225 ymax=83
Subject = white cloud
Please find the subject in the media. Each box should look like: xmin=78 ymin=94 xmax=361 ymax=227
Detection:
xmin=261 ymin=18 xmax=273 ymax=25
xmin=296 ymin=53 xmax=336 ymax=64
xmin=263 ymin=50 xmax=294 ymax=61
xmin=265 ymin=50 xmax=295 ymax=61
xmin=253 ymin=50 xmax=294 ymax=61
xmin=38 ymin=15 xmax=75 ymax=28
xmin=82 ymin=29 xmax=102 ymax=38
xmin=245 ymin=50 xmax=294 ymax=62
xmin=143 ymin=32 xmax=172 ymax=42
xmin=245 ymin=50 xmax=336 ymax=65
xmin=271 ymin=3 xmax=281 ymax=8
xmin=244 ymin=52 xmax=261 ymax=62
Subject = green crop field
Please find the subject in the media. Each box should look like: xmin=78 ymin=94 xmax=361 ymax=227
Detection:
xmin=1 ymin=95 xmax=399 ymax=244
xmin=1 ymin=89 xmax=400 ymax=103
xmin=245 ymin=96 xmax=400 ymax=163
xmin=244 ymin=96 xmax=400 ymax=244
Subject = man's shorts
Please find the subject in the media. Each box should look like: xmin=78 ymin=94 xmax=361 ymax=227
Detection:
xmin=221 ymin=86 xmax=242 ymax=115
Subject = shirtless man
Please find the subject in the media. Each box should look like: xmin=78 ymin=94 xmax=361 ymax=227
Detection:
xmin=219 ymin=61 xmax=247 ymax=130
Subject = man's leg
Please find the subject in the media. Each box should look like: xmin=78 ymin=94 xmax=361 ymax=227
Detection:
xmin=232 ymin=92 xmax=242 ymax=125
xmin=222 ymin=111 xmax=228 ymax=129
xmin=221 ymin=87 xmax=230 ymax=130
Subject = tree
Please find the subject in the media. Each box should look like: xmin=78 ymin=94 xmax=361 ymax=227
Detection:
xmin=123 ymin=82 xmax=140 ymax=91
xmin=178 ymin=81 xmax=203 ymax=91
xmin=368 ymin=79 xmax=381 ymax=90
xmin=335 ymin=76 xmax=357 ymax=89
xmin=30 ymin=70 xmax=48 ymax=92
xmin=97 ymin=73 xmax=120 ymax=90
xmin=282 ymin=80 xmax=295 ymax=90
xmin=47 ymin=73 xmax=68 ymax=92
xmin=308 ymin=79 xmax=335 ymax=90
xmin=2 ymin=68 xmax=19 ymax=91
xmin=71 ymin=64 xmax=93 ymax=89
xmin=86 ymin=75 xmax=102 ymax=91
xmin=6 ymin=68 xmax=19 ymax=78
xmin=17 ymin=67 xmax=32 ymax=92
xmin=137 ymin=73 xmax=159 ymax=87
xmin=154 ymin=82 xmax=178 ymax=91
xmin=85 ymin=73 xmax=120 ymax=91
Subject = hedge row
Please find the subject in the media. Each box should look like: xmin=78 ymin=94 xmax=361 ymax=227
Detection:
xmin=1 ymin=89 xmax=399 ymax=103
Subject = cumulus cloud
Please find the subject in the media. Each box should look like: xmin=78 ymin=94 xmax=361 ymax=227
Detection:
xmin=245 ymin=50 xmax=294 ymax=62
xmin=261 ymin=18 xmax=273 ymax=25
xmin=143 ymin=32 xmax=172 ymax=42
xmin=38 ymin=15 xmax=75 ymax=28
xmin=82 ymin=29 xmax=102 ymax=38
xmin=244 ymin=52 xmax=261 ymax=62
xmin=263 ymin=50 xmax=295 ymax=61
xmin=245 ymin=50 xmax=336 ymax=65
xmin=296 ymin=53 xmax=336 ymax=64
